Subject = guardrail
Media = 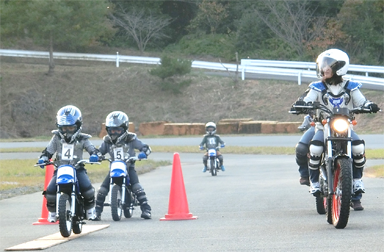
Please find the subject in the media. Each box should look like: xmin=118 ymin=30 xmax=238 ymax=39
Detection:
xmin=1 ymin=49 xmax=383 ymax=88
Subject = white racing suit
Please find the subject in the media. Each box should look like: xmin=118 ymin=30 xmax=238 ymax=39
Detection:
xmin=303 ymin=80 xmax=367 ymax=200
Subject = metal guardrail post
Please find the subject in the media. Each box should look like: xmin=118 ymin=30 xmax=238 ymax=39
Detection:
xmin=116 ymin=52 xmax=119 ymax=68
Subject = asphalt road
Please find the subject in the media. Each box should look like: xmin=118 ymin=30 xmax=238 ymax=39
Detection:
xmin=1 ymin=136 xmax=383 ymax=251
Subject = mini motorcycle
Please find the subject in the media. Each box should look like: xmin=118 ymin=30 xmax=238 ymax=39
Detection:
xmin=36 ymin=159 xmax=99 ymax=237
xmin=293 ymin=102 xmax=376 ymax=229
xmin=206 ymin=147 xmax=221 ymax=176
xmin=102 ymin=156 xmax=139 ymax=221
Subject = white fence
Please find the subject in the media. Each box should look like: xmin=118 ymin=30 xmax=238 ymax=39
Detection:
xmin=1 ymin=49 xmax=383 ymax=88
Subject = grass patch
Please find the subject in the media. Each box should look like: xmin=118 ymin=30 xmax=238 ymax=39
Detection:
xmin=364 ymin=164 xmax=384 ymax=178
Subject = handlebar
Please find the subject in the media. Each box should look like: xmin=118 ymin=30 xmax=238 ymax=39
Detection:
xmin=34 ymin=159 xmax=100 ymax=167
xmin=99 ymin=156 xmax=144 ymax=163
xmin=291 ymin=102 xmax=377 ymax=116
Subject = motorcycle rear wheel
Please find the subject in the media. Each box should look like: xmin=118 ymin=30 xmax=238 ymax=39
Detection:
xmin=72 ymin=199 xmax=83 ymax=234
xmin=315 ymin=196 xmax=326 ymax=214
xmin=111 ymin=185 xmax=123 ymax=221
xmin=210 ymin=159 xmax=217 ymax=176
xmin=58 ymin=193 xmax=72 ymax=237
xmin=124 ymin=189 xmax=133 ymax=218
xmin=332 ymin=158 xmax=352 ymax=229
xmin=326 ymin=197 xmax=332 ymax=224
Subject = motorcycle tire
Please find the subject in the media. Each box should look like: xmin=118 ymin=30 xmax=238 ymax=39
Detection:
xmin=58 ymin=193 xmax=72 ymax=237
xmin=72 ymin=199 xmax=83 ymax=234
xmin=124 ymin=189 xmax=134 ymax=218
xmin=111 ymin=185 xmax=123 ymax=221
xmin=332 ymin=157 xmax=352 ymax=229
xmin=315 ymin=195 xmax=326 ymax=215
xmin=210 ymin=159 xmax=217 ymax=176
xmin=326 ymin=197 xmax=332 ymax=224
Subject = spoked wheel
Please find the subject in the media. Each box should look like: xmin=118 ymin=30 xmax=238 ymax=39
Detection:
xmin=332 ymin=158 xmax=352 ymax=229
xmin=124 ymin=189 xmax=134 ymax=218
xmin=58 ymin=194 xmax=72 ymax=237
xmin=210 ymin=159 xmax=217 ymax=176
xmin=111 ymin=185 xmax=123 ymax=221
xmin=316 ymin=195 xmax=326 ymax=214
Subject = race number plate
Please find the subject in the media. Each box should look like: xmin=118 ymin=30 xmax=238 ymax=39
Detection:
xmin=61 ymin=144 xmax=74 ymax=161
xmin=208 ymin=149 xmax=217 ymax=156
xmin=57 ymin=165 xmax=75 ymax=178
xmin=113 ymin=147 xmax=124 ymax=160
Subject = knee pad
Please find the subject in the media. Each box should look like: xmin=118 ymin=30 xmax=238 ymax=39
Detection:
xmin=352 ymin=140 xmax=365 ymax=168
xmin=132 ymin=183 xmax=148 ymax=204
xmin=295 ymin=142 xmax=309 ymax=166
xmin=82 ymin=187 xmax=95 ymax=209
xmin=45 ymin=193 xmax=57 ymax=212
xmin=97 ymin=186 xmax=108 ymax=200
xmin=309 ymin=140 xmax=323 ymax=169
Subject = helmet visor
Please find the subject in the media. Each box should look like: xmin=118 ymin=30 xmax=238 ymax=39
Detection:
xmin=60 ymin=125 xmax=77 ymax=133
xmin=207 ymin=127 xmax=215 ymax=133
xmin=108 ymin=127 xmax=124 ymax=135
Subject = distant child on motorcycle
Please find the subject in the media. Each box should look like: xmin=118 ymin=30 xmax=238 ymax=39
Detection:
xmin=199 ymin=122 xmax=226 ymax=172
xmin=291 ymin=49 xmax=380 ymax=211
xmin=37 ymin=105 xmax=100 ymax=222
xmin=94 ymin=111 xmax=152 ymax=220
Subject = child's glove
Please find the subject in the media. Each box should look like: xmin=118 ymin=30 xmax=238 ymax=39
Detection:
xmin=138 ymin=152 xmax=147 ymax=159
xmin=37 ymin=156 xmax=48 ymax=169
xmin=89 ymin=154 xmax=99 ymax=162
xmin=220 ymin=144 xmax=225 ymax=148
xmin=199 ymin=146 xmax=204 ymax=150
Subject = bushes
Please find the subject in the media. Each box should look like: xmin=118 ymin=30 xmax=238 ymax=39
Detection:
xmin=149 ymin=55 xmax=192 ymax=94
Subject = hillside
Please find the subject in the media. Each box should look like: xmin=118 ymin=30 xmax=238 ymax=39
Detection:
xmin=0 ymin=57 xmax=383 ymax=138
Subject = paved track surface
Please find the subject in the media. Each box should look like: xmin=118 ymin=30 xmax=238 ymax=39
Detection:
xmin=1 ymin=136 xmax=383 ymax=251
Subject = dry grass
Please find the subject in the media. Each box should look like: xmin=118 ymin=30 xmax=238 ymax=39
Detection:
xmin=1 ymin=58 xmax=383 ymax=139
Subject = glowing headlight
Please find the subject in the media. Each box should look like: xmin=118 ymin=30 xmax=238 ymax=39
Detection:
xmin=332 ymin=118 xmax=349 ymax=133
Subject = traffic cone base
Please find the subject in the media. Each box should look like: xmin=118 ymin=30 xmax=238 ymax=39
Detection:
xmin=160 ymin=153 xmax=197 ymax=221
xmin=33 ymin=218 xmax=58 ymax=225
xmin=33 ymin=162 xmax=58 ymax=225
xmin=160 ymin=213 xmax=198 ymax=221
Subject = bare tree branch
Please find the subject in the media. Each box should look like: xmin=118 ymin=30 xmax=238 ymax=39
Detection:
xmin=110 ymin=4 xmax=172 ymax=53
xmin=252 ymin=0 xmax=327 ymax=56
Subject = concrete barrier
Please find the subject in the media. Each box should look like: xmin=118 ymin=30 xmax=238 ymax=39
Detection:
xmin=163 ymin=123 xmax=205 ymax=136
xmin=100 ymin=120 xmax=303 ymax=137
xmin=98 ymin=122 xmax=135 ymax=138
xmin=139 ymin=121 xmax=169 ymax=136
xmin=238 ymin=121 xmax=262 ymax=134
xmin=217 ymin=122 xmax=239 ymax=134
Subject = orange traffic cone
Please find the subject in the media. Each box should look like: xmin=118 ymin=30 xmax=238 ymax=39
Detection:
xmin=160 ymin=153 xmax=197 ymax=221
xmin=33 ymin=162 xmax=58 ymax=225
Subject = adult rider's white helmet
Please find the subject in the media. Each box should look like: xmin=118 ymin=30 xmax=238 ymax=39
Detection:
xmin=316 ymin=48 xmax=349 ymax=78
xmin=205 ymin=122 xmax=216 ymax=135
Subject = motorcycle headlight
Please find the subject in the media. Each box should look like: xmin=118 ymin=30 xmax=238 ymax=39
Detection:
xmin=332 ymin=118 xmax=349 ymax=133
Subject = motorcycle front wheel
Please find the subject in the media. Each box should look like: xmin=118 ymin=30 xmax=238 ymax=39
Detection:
xmin=111 ymin=185 xmax=123 ymax=221
xmin=210 ymin=159 xmax=217 ymax=176
xmin=332 ymin=157 xmax=352 ymax=229
xmin=58 ymin=193 xmax=72 ymax=237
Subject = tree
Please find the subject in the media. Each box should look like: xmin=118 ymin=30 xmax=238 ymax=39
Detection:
xmin=187 ymin=0 xmax=228 ymax=34
xmin=336 ymin=0 xmax=383 ymax=65
xmin=251 ymin=0 xmax=328 ymax=57
xmin=109 ymin=3 xmax=172 ymax=54
xmin=1 ymin=0 xmax=113 ymax=75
